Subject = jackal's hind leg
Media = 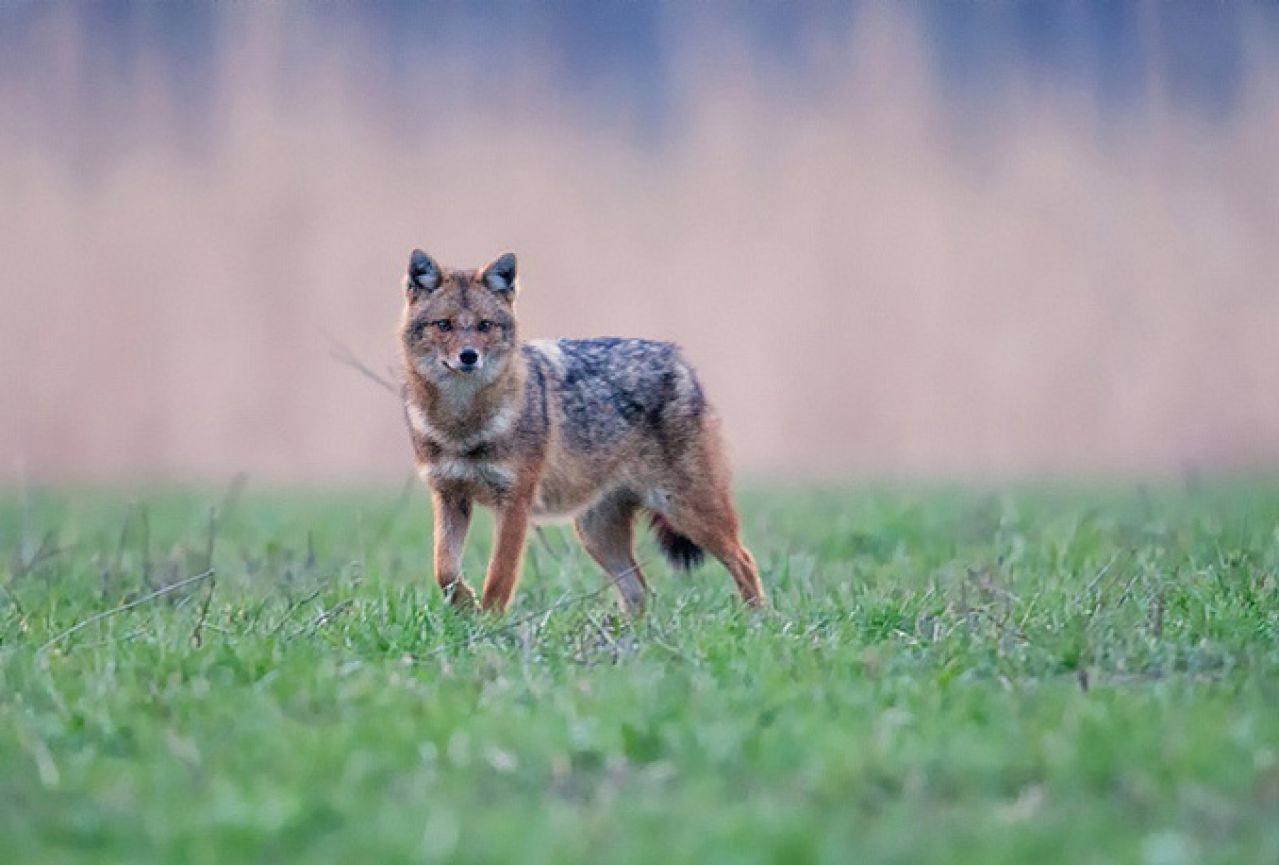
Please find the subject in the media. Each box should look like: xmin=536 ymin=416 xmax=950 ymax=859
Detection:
xmin=574 ymin=490 xmax=649 ymax=615
xmin=663 ymin=487 xmax=765 ymax=607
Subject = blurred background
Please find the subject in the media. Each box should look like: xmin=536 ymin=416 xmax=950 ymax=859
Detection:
xmin=2 ymin=1 xmax=1277 ymax=485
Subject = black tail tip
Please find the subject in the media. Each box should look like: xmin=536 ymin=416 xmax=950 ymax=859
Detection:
xmin=650 ymin=514 xmax=705 ymax=571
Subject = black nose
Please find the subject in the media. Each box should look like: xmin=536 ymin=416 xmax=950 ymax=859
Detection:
xmin=458 ymin=348 xmax=479 ymax=366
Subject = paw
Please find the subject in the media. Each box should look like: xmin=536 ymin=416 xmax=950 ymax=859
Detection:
xmin=616 ymin=593 xmax=647 ymax=619
xmin=443 ymin=581 xmax=479 ymax=613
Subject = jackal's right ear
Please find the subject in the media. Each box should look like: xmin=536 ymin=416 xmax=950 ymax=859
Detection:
xmin=406 ymin=249 xmax=442 ymax=295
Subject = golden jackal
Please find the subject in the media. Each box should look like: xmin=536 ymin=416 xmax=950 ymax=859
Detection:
xmin=398 ymin=250 xmax=765 ymax=614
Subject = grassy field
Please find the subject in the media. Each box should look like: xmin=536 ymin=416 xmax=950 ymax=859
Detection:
xmin=2 ymin=482 xmax=1277 ymax=864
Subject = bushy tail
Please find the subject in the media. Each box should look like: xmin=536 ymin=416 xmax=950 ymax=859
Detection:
xmin=649 ymin=513 xmax=705 ymax=571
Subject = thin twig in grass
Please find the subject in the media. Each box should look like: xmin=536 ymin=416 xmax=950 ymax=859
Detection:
xmin=19 ymin=535 xmax=73 ymax=577
xmin=1149 ymin=592 xmax=1165 ymax=638
xmin=217 ymin=473 xmax=248 ymax=524
xmin=12 ymin=459 xmax=32 ymax=577
xmin=172 ymin=591 xmax=205 ymax=612
xmin=355 ymin=510 xmax=368 ymax=582
xmin=0 ymin=579 xmax=26 ymax=618
xmin=585 ymin=611 xmax=621 ymax=657
xmin=268 ymin=586 xmax=326 ymax=636
xmin=38 ymin=568 xmax=215 ymax=654
xmin=12 ymin=527 xmax=69 ymax=594
xmin=535 ymin=596 xmax=563 ymax=635
xmin=102 ymin=505 xmax=134 ymax=599
xmin=204 ymin=506 xmax=217 ymax=570
xmin=533 ymin=526 xmax=570 ymax=563
xmin=1079 ymin=551 xmax=1122 ymax=602
xmin=299 ymin=599 xmax=354 ymax=637
xmin=1015 ymin=594 xmax=1040 ymax=632
xmin=71 ymin=625 xmax=151 ymax=652
xmin=1113 ymin=572 xmax=1144 ymax=607
xmin=645 ymin=627 xmax=687 ymax=660
xmin=326 ymin=332 xmax=399 ymax=395
xmin=527 ymin=526 xmax=572 ymax=583
xmin=139 ymin=504 xmax=153 ymax=591
xmin=190 ymin=507 xmax=219 ymax=648
xmin=190 ymin=582 xmax=217 ymax=648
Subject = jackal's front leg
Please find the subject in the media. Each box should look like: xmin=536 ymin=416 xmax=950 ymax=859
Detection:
xmin=433 ymin=490 xmax=477 ymax=610
xmin=480 ymin=484 xmax=535 ymax=613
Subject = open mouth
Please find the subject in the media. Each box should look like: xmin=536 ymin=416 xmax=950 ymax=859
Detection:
xmin=441 ymin=360 xmax=480 ymax=374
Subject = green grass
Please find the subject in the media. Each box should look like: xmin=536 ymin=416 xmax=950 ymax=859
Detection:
xmin=2 ymin=482 xmax=1278 ymax=864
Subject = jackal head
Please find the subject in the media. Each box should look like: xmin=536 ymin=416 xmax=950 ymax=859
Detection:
xmin=399 ymin=250 xmax=519 ymax=386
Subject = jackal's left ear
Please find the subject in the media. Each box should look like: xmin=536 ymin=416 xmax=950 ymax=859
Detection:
xmin=480 ymin=252 xmax=518 ymax=297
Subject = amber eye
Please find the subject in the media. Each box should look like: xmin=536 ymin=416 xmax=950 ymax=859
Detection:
xmin=434 ymin=320 xmax=453 ymax=333
xmin=477 ymin=320 xmax=494 ymax=334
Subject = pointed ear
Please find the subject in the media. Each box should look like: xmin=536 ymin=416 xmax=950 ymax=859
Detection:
xmin=480 ymin=252 xmax=518 ymax=296
xmin=406 ymin=249 xmax=442 ymax=295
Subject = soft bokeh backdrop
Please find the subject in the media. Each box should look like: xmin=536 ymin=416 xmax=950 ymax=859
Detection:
xmin=2 ymin=1 xmax=1278 ymax=483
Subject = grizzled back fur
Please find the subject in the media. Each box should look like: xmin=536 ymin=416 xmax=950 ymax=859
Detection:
xmin=538 ymin=337 xmax=706 ymax=455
